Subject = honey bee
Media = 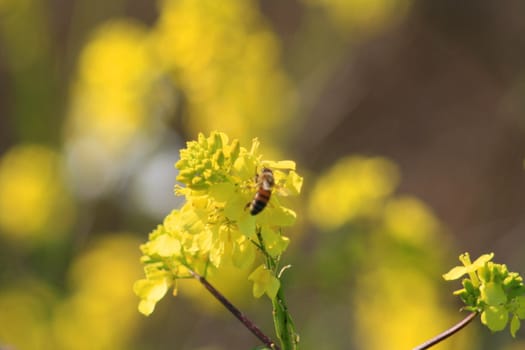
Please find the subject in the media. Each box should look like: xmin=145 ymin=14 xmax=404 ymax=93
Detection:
xmin=247 ymin=167 xmax=274 ymax=215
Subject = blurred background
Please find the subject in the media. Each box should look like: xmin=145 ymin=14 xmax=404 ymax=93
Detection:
xmin=1 ymin=0 xmax=525 ymax=349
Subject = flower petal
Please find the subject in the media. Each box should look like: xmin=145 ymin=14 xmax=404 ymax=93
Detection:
xmin=443 ymin=266 xmax=468 ymax=280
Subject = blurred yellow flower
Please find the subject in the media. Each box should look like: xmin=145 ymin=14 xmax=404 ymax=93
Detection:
xmin=53 ymin=234 xmax=143 ymax=350
xmin=308 ymin=156 xmax=399 ymax=230
xmin=151 ymin=0 xmax=295 ymax=142
xmin=64 ymin=19 xmax=175 ymax=199
xmin=353 ymin=262 xmax=472 ymax=350
xmin=0 ymin=234 xmax=143 ymax=350
xmin=303 ymin=0 xmax=411 ymax=33
xmin=0 ymin=144 xmax=74 ymax=240
xmin=66 ymin=20 xmax=160 ymax=155
xmin=0 ymin=279 xmax=57 ymax=350
xmin=65 ymin=2 xmax=295 ymax=198
xmin=383 ymin=196 xmax=439 ymax=244
xmin=309 ymin=154 xmax=473 ymax=349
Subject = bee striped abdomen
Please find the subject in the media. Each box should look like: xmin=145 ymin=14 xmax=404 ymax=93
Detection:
xmin=248 ymin=168 xmax=274 ymax=216
xmin=250 ymin=188 xmax=271 ymax=215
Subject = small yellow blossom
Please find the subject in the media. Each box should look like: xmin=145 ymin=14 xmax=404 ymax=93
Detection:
xmin=248 ymin=265 xmax=280 ymax=299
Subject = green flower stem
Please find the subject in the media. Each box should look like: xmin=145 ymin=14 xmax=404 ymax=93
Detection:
xmin=412 ymin=312 xmax=478 ymax=350
xmin=255 ymin=227 xmax=298 ymax=350
xmin=188 ymin=268 xmax=280 ymax=350
xmin=272 ymin=287 xmax=299 ymax=350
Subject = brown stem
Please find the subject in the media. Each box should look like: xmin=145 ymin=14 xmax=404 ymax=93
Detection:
xmin=188 ymin=269 xmax=280 ymax=350
xmin=412 ymin=312 xmax=478 ymax=350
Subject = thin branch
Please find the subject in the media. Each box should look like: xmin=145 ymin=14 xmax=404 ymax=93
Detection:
xmin=254 ymin=226 xmax=279 ymax=271
xmin=188 ymin=268 xmax=280 ymax=350
xmin=412 ymin=312 xmax=478 ymax=350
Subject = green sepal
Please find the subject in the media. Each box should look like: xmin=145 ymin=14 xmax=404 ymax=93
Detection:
xmin=511 ymin=314 xmax=521 ymax=338
xmin=480 ymin=282 xmax=507 ymax=306
xmin=481 ymin=305 xmax=508 ymax=332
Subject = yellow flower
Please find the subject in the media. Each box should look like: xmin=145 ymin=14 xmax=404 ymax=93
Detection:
xmin=0 ymin=144 xmax=74 ymax=240
xmin=248 ymin=265 xmax=280 ymax=299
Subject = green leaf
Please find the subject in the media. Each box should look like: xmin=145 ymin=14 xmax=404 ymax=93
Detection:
xmin=511 ymin=314 xmax=520 ymax=338
xmin=481 ymin=305 xmax=509 ymax=332
xmin=477 ymin=265 xmax=490 ymax=283
xmin=480 ymin=282 xmax=507 ymax=306
xmin=515 ymin=296 xmax=525 ymax=319
xmin=463 ymin=278 xmax=476 ymax=293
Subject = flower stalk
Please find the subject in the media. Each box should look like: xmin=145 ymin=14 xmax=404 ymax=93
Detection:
xmin=189 ymin=268 xmax=280 ymax=349
xmin=412 ymin=312 xmax=477 ymax=350
xmin=272 ymin=287 xmax=299 ymax=350
xmin=256 ymin=227 xmax=299 ymax=350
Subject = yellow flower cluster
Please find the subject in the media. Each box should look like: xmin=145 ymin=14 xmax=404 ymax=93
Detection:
xmin=134 ymin=132 xmax=303 ymax=315
xmin=444 ymin=253 xmax=525 ymax=337
xmin=308 ymin=156 xmax=400 ymax=230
